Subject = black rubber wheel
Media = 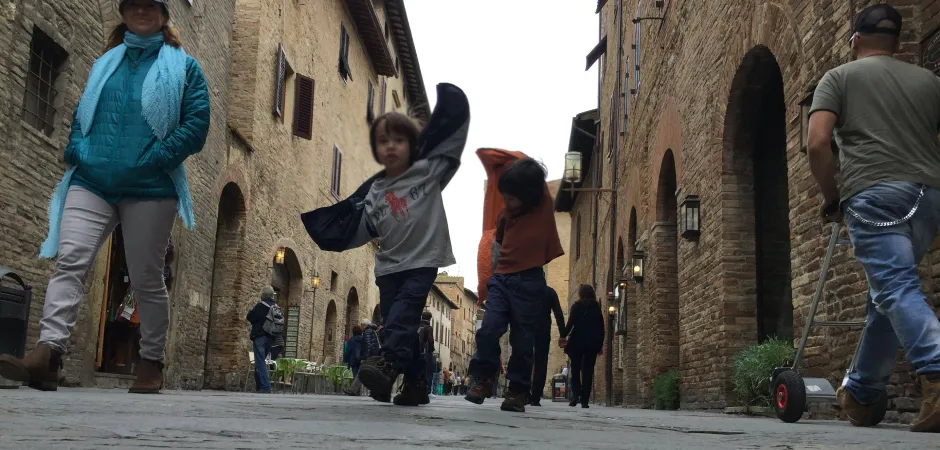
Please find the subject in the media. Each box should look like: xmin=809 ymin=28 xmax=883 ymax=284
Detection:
xmin=871 ymin=394 xmax=888 ymax=426
xmin=773 ymin=370 xmax=806 ymax=423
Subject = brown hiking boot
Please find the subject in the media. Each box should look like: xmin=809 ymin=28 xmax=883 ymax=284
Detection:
xmin=393 ymin=377 xmax=429 ymax=406
xmin=500 ymin=387 xmax=527 ymax=412
xmin=0 ymin=343 xmax=62 ymax=391
xmin=128 ymin=359 xmax=164 ymax=394
xmin=464 ymin=377 xmax=493 ymax=405
xmin=911 ymin=375 xmax=940 ymax=432
xmin=836 ymin=387 xmax=874 ymax=427
xmin=359 ymin=355 xmax=399 ymax=403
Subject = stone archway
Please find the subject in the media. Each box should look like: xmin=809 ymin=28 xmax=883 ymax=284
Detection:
xmin=650 ymin=150 xmax=680 ymax=393
xmin=345 ymin=288 xmax=360 ymax=338
xmin=323 ymin=300 xmax=338 ymax=363
xmin=204 ymin=183 xmax=247 ymax=390
xmin=722 ymin=45 xmax=793 ymax=345
xmin=625 ymin=207 xmax=639 ymax=406
xmin=271 ymin=247 xmax=304 ymax=358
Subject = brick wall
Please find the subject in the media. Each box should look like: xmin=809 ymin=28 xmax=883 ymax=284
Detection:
xmin=573 ymin=0 xmax=940 ymax=422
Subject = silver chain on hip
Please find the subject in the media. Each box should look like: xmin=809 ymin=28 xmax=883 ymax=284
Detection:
xmin=845 ymin=185 xmax=925 ymax=227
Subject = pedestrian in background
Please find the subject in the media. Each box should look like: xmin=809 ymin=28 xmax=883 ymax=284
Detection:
xmin=562 ymin=285 xmax=605 ymax=408
xmin=466 ymin=158 xmax=564 ymax=413
xmin=344 ymin=325 xmax=363 ymax=384
xmin=529 ymin=286 xmax=566 ymax=406
xmin=807 ymin=3 xmax=940 ymax=432
xmin=0 ymin=0 xmax=209 ymax=394
xmin=346 ymin=319 xmax=381 ymax=396
xmin=245 ymin=286 xmax=284 ymax=393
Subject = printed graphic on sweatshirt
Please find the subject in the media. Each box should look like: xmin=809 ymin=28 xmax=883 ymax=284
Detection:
xmin=371 ymin=182 xmax=431 ymax=224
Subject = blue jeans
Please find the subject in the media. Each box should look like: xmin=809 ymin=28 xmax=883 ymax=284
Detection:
xmin=469 ymin=268 xmax=544 ymax=393
xmin=843 ymin=181 xmax=940 ymax=403
xmin=426 ymin=355 xmax=437 ymax=394
xmin=252 ymin=335 xmax=272 ymax=393
xmin=376 ymin=267 xmax=438 ymax=380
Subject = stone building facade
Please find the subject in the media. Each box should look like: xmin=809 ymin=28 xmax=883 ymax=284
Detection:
xmin=558 ymin=0 xmax=940 ymax=423
xmin=426 ymin=284 xmax=456 ymax=372
xmin=540 ymin=179 xmax=572 ymax=398
xmin=435 ymin=273 xmax=477 ymax=375
xmin=0 ymin=0 xmax=428 ymax=391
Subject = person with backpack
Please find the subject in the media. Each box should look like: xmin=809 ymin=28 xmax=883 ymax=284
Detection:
xmin=245 ymin=286 xmax=283 ymax=393
xmin=346 ymin=319 xmax=382 ymax=396
xmin=418 ymin=311 xmax=435 ymax=399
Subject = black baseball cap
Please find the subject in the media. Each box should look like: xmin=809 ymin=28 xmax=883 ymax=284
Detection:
xmin=853 ymin=3 xmax=902 ymax=36
xmin=119 ymin=0 xmax=169 ymax=15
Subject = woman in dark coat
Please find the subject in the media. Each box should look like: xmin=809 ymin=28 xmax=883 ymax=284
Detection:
xmin=562 ymin=285 xmax=605 ymax=408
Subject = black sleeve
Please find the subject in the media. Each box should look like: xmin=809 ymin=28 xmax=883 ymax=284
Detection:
xmin=563 ymin=301 xmax=580 ymax=338
xmin=246 ymin=302 xmax=268 ymax=324
xmin=549 ymin=289 xmax=566 ymax=337
xmin=597 ymin=305 xmax=606 ymax=347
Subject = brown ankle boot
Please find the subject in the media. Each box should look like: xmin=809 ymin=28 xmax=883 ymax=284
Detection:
xmin=836 ymin=387 xmax=875 ymax=427
xmin=128 ymin=359 xmax=164 ymax=394
xmin=500 ymin=387 xmax=527 ymax=413
xmin=464 ymin=377 xmax=493 ymax=405
xmin=0 ymin=343 xmax=62 ymax=391
xmin=911 ymin=375 xmax=940 ymax=432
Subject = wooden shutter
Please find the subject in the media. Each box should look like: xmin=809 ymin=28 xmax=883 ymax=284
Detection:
xmin=366 ymin=81 xmax=375 ymax=123
xmin=273 ymin=44 xmax=287 ymax=117
xmin=292 ymin=74 xmax=315 ymax=139
xmin=380 ymin=78 xmax=387 ymax=114
xmin=331 ymin=146 xmax=343 ymax=199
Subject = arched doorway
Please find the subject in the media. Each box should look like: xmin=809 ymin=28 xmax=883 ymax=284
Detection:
xmin=723 ymin=45 xmax=793 ymax=343
xmin=653 ymin=150 xmax=681 ymax=379
xmin=323 ymin=300 xmax=337 ymax=363
xmin=204 ymin=183 xmax=247 ymax=389
xmin=345 ymin=288 xmax=360 ymax=338
xmin=625 ymin=208 xmax=639 ymax=405
xmin=271 ymin=247 xmax=303 ymax=358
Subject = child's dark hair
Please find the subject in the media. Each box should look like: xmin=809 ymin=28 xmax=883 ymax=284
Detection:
xmin=369 ymin=112 xmax=421 ymax=164
xmin=498 ymin=158 xmax=547 ymax=212
xmin=578 ymin=284 xmax=597 ymax=303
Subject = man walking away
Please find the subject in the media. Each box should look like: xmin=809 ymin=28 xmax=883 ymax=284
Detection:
xmin=418 ymin=311 xmax=436 ymax=400
xmin=808 ymin=3 xmax=940 ymax=433
xmin=529 ymin=286 xmax=566 ymax=406
xmin=245 ymin=286 xmax=283 ymax=393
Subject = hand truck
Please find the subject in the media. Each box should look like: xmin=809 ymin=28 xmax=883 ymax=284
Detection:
xmin=770 ymin=222 xmax=888 ymax=424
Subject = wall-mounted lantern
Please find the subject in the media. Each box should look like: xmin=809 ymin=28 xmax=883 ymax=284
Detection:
xmin=563 ymin=151 xmax=583 ymax=183
xmin=608 ymin=305 xmax=617 ymax=316
xmin=311 ymin=274 xmax=320 ymax=290
xmin=799 ymin=88 xmax=815 ymax=153
xmin=274 ymin=247 xmax=286 ymax=265
xmin=679 ymin=194 xmax=700 ymax=240
xmin=632 ymin=249 xmax=645 ymax=283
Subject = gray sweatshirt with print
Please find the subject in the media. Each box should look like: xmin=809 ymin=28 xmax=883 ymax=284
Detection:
xmin=351 ymin=120 xmax=469 ymax=277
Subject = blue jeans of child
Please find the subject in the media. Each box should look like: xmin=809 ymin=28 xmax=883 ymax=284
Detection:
xmin=252 ymin=335 xmax=272 ymax=393
xmin=376 ymin=267 xmax=438 ymax=380
xmin=469 ymin=268 xmax=544 ymax=394
xmin=843 ymin=182 xmax=940 ymax=403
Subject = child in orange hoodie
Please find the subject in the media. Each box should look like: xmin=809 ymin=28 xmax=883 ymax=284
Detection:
xmin=465 ymin=158 xmax=564 ymax=412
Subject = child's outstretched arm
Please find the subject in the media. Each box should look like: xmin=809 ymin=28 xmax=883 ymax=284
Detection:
xmin=346 ymin=204 xmax=378 ymax=249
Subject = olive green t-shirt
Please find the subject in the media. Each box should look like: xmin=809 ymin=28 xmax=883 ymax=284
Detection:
xmin=810 ymin=55 xmax=940 ymax=201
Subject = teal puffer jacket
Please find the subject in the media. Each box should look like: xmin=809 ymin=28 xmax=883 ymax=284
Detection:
xmin=67 ymin=43 xmax=210 ymax=203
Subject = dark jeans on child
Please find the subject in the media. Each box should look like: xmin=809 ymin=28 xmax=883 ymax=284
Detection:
xmin=469 ymin=268 xmax=544 ymax=394
xmin=376 ymin=267 xmax=438 ymax=381
xmin=529 ymin=324 xmax=552 ymax=400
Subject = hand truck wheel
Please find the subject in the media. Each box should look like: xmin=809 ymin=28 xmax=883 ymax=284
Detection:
xmin=773 ymin=370 xmax=806 ymax=423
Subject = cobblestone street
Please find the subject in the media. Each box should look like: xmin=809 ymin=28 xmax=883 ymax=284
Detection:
xmin=0 ymin=388 xmax=933 ymax=449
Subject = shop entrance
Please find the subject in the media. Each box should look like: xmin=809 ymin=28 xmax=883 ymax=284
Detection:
xmin=95 ymin=226 xmax=141 ymax=376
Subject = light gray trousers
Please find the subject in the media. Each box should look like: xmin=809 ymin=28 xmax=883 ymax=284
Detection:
xmin=38 ymin=185 xmax=176 ymax=362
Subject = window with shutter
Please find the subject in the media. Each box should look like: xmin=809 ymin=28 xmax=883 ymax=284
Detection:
xmin=331 ymin=145 xmax=343 ymax=200
xmin=632 ymin=2 xmax=641 ymax=98
xmin=366 ymin=81 xmax=375 ymax=123
xmin=339 ymin=25 xmax=352 ymax=81
xmin=380 ymin=78 xmax=387 ymax=114
xmin=273 ymin=44 xmax=287 ymax=117
xmin=291 ymin=74 xmax=315 ymax=140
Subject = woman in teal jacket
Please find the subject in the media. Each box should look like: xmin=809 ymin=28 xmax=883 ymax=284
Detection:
xmin=0 ymin=0 xmax=209 ymax=394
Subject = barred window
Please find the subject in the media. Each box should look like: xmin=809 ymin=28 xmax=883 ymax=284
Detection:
xmin=22 ymin=27 xmax=67 ymax=136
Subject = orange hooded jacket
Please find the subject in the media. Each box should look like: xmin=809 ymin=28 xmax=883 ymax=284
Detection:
xmin=475 ymin=148 xmax=527 ymax=304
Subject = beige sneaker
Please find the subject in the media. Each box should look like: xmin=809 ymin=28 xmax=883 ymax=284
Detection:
xmin=836 ymin=387 xmax=875 ymax=427
xmin=911 ymin=375 xmax=940 ymax=433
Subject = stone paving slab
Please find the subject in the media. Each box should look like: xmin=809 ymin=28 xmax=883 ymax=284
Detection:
xmin=0 ymin=388 xmax=932 ymax=449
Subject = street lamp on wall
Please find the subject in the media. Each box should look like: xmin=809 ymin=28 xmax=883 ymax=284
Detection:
xmin=608 ymin=305 xmax=616 ymax=316
xmin=632 ymin=249 xmax=645 ymax=283
xmin=563 ymin=151 xmax=583 ymax=184
xmin=679 ymin=195 xmax=700 ymax=240
xmin=275 ymin=247 xmax=286 ymax=265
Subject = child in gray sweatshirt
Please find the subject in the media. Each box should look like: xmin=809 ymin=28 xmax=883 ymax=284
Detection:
xmin=353 ymin=110 xmax=469 ymax=406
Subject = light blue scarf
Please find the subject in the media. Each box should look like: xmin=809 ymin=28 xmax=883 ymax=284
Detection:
xmin=40 ymin=32 xmax=196 ymax=259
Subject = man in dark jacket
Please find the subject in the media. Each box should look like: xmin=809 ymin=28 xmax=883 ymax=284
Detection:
xmin=246 ymin=286 xmax=278 ymax=393
xmin=529 ymin=286 xmax=567 ymax=406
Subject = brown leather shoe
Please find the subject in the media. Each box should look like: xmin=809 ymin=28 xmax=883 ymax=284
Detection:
xmin=500 ymin=387 xmax=527 ymax=412
xmin=836 ymin=387 xmax=874 ymax=427
xmin=911 ymin=375 xmax=940 ymax=432
xmin=0 ymin=343 xmax=62 ymax=391
xmin=464 ymin=377 xmax=493 ymax=405
xmin=128 ymin=359 xmax=164 ymax=394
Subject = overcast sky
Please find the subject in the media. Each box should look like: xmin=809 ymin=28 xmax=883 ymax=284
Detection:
xmin=405 ymin=0 xmax=599 ymax=292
